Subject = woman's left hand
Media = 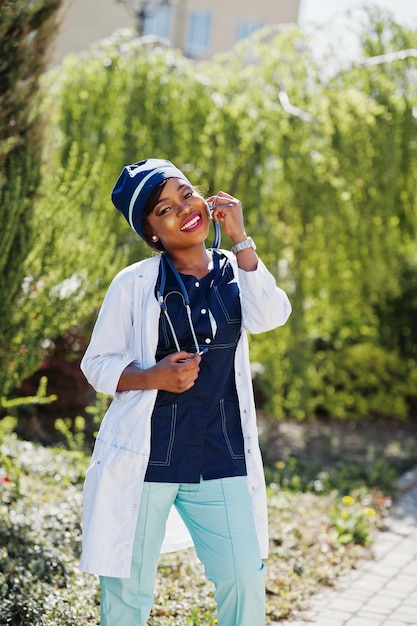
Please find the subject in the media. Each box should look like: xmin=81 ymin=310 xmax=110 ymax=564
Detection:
xmin=207 ymin=191 xmax=258 ymax=271
xmin=207 ymin=192 xmax=246 ymax=243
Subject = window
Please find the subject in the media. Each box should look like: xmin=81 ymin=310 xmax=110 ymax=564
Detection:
xmin=143 ymin=3 xmax=172 ymax=39
xmin=185 ymin=11 xmax=212 ymax=58
xmin=236 ymin=19 xmax=263 ymax=42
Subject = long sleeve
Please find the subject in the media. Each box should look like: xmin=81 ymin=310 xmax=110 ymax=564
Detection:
xmin=80 ymin=274 xmax=136 ymax=396
xmin=236 ymin=258 xmax=291 ymax=334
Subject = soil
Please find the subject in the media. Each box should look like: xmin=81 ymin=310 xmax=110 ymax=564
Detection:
xmin=258 ymin=413 xmax=417 ymax=474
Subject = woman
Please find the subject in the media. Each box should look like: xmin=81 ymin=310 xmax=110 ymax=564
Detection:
xmin=80 ymin=158 xmax=291 ymax=625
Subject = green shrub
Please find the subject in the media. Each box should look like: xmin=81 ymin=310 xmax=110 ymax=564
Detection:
xmin=308 ymin=343 xmax=417 ymax=420
xmin=0 ymin=433 xmax=96 ymax=626
xmin=329 ymin=494 xmax=379 ymax=546
xmin=265 ymin=455 xmax=399 ymax=497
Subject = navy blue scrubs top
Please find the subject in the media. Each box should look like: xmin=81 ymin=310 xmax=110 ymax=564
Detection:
xmin=145 ymin=250 xmax=247 ymax=483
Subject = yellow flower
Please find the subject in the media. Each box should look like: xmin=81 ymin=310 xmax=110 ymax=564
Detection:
xmin=275 ymin=461 xmax=286 ymax=469
xmin=364 ymin=507 xmax=376 ymax=517
xmin=341 ymin=511 xmax=350 ymax=519
xmin=342 ymin=495 xmax=355 ymax=506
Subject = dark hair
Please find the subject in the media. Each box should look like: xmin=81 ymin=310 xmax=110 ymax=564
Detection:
xmin=141 ymin=180 xmax=167 ymax=252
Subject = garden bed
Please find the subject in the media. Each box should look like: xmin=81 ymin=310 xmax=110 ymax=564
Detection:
xmin=1 ymin=414 xmax=417 ymax=625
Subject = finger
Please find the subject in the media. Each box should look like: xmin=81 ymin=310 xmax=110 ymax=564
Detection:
xmin=212 ymin=206 xmax=235 ymax=223
xmin=210 ymin=192 xmax=236 ymax=207
xmin=216 ymin=191 xmax=234 ymax=199
xmin=171 ymin=351 xmax=194 ymax=363
xmin=181 ymin=354 xmax=201 ymax=367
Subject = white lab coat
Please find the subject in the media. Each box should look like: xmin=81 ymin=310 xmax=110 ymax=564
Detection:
xmin=80 ymin=251 xmax=291 ymax=577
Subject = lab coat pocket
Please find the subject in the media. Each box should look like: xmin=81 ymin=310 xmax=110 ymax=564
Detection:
xmin=81 ymin=436 xmax=148 ymax=576
xmin=85 ymin=436 xmax=148 ymax=516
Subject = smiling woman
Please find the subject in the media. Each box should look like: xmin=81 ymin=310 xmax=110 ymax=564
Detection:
xmin=145 ymin=178 xmax=210 ymax=253
xmin=79 ymin=158 xmax=292 ymax=626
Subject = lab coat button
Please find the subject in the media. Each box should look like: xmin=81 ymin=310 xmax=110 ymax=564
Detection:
xmin=201 ymin=308 xmax=207 ymax=314
xmin=125 ymin=543 xmax=129 ymax=548
xmin=195 ymin=281 xmax=200 ymax=287
xmin=205 ymin=338 xmax=211 ymax=344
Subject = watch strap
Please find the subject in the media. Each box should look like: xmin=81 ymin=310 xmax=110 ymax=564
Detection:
xmin=231 ymin=236 xmax=256 ymax=254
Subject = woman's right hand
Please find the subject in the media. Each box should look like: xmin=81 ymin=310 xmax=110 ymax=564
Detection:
xmin=117 ymin=351 xmax=201 ymax=393
xmin=150 ymin=351 xmax=202 ymax=393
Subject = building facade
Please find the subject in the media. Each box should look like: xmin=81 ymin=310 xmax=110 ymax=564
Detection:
xmin=144 ymin=0 xmax=300 ymax=58
xmin=53 ymin=0 xmax=300 ymax=64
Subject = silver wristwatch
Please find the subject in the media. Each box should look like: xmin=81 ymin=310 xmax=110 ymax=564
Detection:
xmin=231 ymin=237 xmax=256 ymax=254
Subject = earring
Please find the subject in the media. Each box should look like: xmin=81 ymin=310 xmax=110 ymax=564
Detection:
xmin=151 ymin=235 xmax=158 ymax=242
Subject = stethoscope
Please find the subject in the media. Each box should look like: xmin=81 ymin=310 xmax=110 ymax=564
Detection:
xmin=156 ymin=205 xmax=221 ymax=355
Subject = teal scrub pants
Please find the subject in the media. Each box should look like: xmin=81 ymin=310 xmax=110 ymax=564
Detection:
xmin=100 ymin=476 xmax=266 ymax=625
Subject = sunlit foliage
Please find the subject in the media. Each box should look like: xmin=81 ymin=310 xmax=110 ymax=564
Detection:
xmin=3 ymin=9 xmax=417 ymax=420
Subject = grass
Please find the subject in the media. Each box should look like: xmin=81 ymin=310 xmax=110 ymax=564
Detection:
xmin=1 ymin=414 xmax=416 ymax=625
